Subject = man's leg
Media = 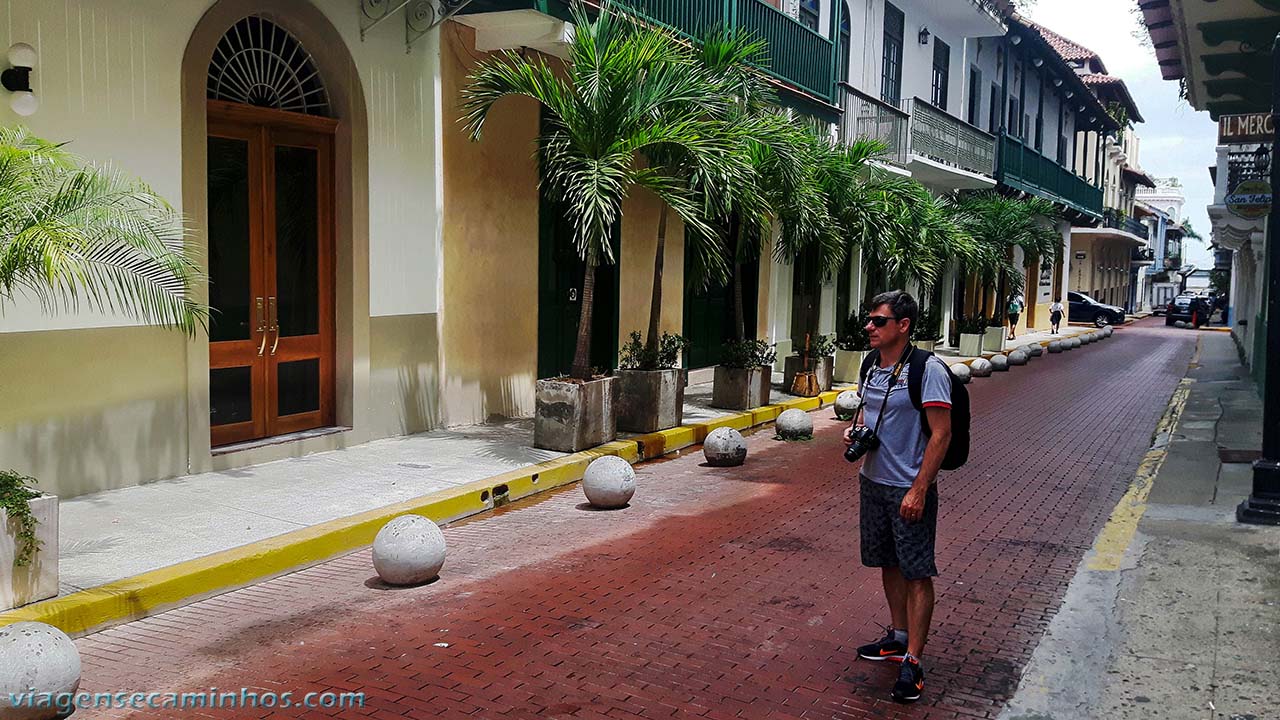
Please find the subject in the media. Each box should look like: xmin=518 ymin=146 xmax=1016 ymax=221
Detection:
xmin=882 ymin=566 xmax=909 ymax=631
xmin=904 ymin=578 xmax=935 ymax=658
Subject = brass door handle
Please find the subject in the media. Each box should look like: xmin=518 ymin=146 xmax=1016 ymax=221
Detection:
xmin=268 ymin=297 xmax=280 ymax=355
xmin=255 ymin=297 xmax=267 ymax=357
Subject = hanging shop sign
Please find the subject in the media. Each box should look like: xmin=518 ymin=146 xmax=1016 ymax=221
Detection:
xmin=1219 ymin=113 xmax=1275 ymax=145
xmin=1226 ymin=179 xmax=1272 ymax=220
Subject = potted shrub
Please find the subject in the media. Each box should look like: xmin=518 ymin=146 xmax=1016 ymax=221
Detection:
xmin=913 ymin=307 xmax=942 ymax=352
xmin=983 ymin=312 xmax=1006 ymax=352
xmin=784 ymin=333 xmax=835 ymax=394
xmin=834 ymin=310 xmax=871 ymax=383
xmin=616 ymin=331 xmax=689 ymax=433
xmin=712 ymin=339 xmax=776 ymax=411
xmin=1 ymin=471 xmax=58 ymax=612
xmin=958 ymin=315 xmax=987 ymax=357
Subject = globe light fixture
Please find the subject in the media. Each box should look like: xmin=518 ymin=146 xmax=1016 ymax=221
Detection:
xmin=1 ymin=42 xmax=37 ymax=116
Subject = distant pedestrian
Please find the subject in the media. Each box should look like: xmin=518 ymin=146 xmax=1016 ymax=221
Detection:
xmin=843 ymin=290 xmax=953 ymax=704
xmin=1049 ymin=296 xmax=1064 ymax=334
xmin=1006 ymin=295 xmax=1023 ymax=340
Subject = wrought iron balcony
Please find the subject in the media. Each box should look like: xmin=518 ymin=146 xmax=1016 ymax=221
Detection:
xmin=902 ymin=97 xmax=996 ymax=178
xmin=1104 ymin=211 xmax=1150 ymax=241
xmin=996 ymin=133 xmax=1104 ymax=218
xmin=1131 ymin=246 xmax=1155 ymax=264
xmin=466 ymin=0 xmax=838 ymax=103
xmin=839 ymin=84 xmax=909 ymax=167
xmin=1227 ymin=146 xmax=1270 ymax=191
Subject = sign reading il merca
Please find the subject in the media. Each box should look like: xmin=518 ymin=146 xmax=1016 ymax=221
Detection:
xmin=1219 ymin=113 xmax=1275 ymax=145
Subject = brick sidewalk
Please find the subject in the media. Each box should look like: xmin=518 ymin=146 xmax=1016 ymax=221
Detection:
xmin=75 ymin=320 xmax=1195 ymax=720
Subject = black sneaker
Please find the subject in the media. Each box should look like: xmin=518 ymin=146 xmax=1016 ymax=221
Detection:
xmin=891 ymin=656 xmax=924 ymax=703
xmin=856 ymin=626 xmax=907 ymax=662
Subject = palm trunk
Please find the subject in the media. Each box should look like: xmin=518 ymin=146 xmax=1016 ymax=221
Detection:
xmin=571 ymin=255 xmax=598 ymax=380
xmin=645 ymin=204 xmax=669 ymax=356
xmin=731 ymin=215 xmax=747 ymax=342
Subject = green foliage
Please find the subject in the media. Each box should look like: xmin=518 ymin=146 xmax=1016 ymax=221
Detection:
xmin=1210 ymin=269 xmax=1231 ymax=297
xmin=0 ymin=127 xmax=206 ymax=334
xmin=0 ymin=470 xmax=41 ymax=568
xmin=913 ymin=307 xmax=942 ymax=342
xmin=797 ymin=333 xmax=835 ymax=359
xmin=957 ymin=315 xmax=989 ymax=335
xmin=837 ymin=310 xmax=871 ymax=351
xmin=618 ymin=330 xmax=689 ymax=370
xmin=721 ymin=338 xmax=776 ymax=369
xmin=954 ymin=192 xmax=1063 ymax=299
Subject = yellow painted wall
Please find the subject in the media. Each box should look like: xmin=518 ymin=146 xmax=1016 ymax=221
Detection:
xmin=368 ymin=314 xmax=440 ymax=438
xmin=0 ymin=327 xmax=188 ymax=498
xmin=439 ymin=24 xmax=540 ymax=426
xmin=617 ymin=191 xmax=686 ymax=349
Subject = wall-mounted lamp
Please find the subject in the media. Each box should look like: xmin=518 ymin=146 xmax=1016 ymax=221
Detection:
xmin=1079 ymin=104 xmax=1087 ymax=112
xmin=918 ymin=26 xmax=930 ymax=45
xmin=1033 ymin=57 xmax=1044 ymax=68
xmin=1053 ymin=78 xmax=1063 ymax=87
xmin=1065 ymin=90 xmax=1074 ymax=99
xmin=1011 ymin=34 xmax=1022 ymax=45
xmin=1 ymin=43 xmax=37 ymax=116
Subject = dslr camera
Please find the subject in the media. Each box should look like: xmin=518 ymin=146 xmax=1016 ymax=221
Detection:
xmin=844 ymin=425 xmax=880 ymax=463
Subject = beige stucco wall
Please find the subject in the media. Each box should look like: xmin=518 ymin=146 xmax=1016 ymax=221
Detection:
xmin=438 ymin=23 xmax=540 ymax=427
xmin=617 ymin=191 xmax=686 ymax=349
xmin=0 ymin=0 xmax=444 ymax=496
xmin=1070 ymin=234 xmax=1134 ymax=309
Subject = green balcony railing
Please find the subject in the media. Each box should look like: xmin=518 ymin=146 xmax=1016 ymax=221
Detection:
xmin=995 ymin=133 xmax=1103 ymax=218
xmin=467 ymin=0 xmax=837 ymax=103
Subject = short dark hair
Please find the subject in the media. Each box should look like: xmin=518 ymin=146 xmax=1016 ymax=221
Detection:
xmin=868 ymin=290 xmax=918 ymax=327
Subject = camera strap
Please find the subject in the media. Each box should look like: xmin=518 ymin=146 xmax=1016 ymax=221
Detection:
xmin=857 ymin=344 xmax=914 ymax=437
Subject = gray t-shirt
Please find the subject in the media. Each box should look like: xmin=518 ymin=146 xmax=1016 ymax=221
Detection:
xmin=860 ymin=354 xmax=954 ymax=488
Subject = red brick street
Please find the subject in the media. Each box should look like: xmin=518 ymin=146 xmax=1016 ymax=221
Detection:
xmin=77 ymin=319 xmax=1196 ymax=720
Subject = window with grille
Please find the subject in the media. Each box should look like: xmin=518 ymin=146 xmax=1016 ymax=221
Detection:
xmin=881 ymin=3 xmax=904 ymax=106
xmin=989 ymin=83 xmax=1001 ymax=133
xmin=839 ymin=3 xmax=852 ymax=83
xmin=931 ymin=40 xmax=950 ymax=110
xmin=800 ymin=0 xmax=820 ymax=32
xmin=207 ymin=16 xmax=330 ymax=117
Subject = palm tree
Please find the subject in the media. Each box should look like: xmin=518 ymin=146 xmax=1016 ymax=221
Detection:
xmin=955 ymin=192 xmax=1062 ymax=318
xmin=0 ymin=127 xmax=205 ymax=333
xmin=462 ymin=2 xmax=741 ymax=379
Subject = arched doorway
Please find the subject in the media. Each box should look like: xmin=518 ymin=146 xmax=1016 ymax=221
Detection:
xmin=205 ymin=15 xmax=336 ymax=447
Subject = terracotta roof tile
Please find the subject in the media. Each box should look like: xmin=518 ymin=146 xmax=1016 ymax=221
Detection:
xmin=1022 ymin=19 xmax=1107 ymax=73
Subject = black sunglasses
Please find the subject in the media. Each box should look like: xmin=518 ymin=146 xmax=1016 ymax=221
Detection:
xmin=867 ymin=315 xmax=898 ymax=327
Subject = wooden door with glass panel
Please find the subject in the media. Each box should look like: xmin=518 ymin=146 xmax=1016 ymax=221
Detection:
xmin=207 ymin=104 xmax=334 ymax=447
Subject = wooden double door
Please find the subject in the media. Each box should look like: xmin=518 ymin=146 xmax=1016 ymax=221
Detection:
xmin=206 ymin=101 xmax=336 ymax=447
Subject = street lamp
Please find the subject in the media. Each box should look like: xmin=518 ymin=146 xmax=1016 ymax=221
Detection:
xmin=1238 ymin=31 xmax=1280 ymax=525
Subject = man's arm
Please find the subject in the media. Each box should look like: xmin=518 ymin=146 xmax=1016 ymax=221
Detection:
xmin=900 ymin=406 xmax=950 ymax=522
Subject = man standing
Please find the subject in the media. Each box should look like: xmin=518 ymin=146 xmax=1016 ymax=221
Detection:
xmin=843 ymin=290 xmax=952 ymax=703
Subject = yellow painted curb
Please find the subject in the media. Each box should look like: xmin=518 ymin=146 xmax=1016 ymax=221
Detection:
xmin=1087 ymin=378 xmax=1194 ymax=571
xmin=0 ymin=390 xmax=846 ymax=637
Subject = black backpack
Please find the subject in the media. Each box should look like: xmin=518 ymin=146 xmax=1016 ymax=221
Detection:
xmin=859 ymin=348 xmax=971 ymax=471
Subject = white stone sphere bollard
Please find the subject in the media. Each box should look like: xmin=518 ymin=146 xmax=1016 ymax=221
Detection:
xmin=969 ymin=358 xmax=993 ymax=377
xmin=1048 ymin=340 xmax=1064 ymax=353
xmin=1082 ymin=333 xmax=1095 ymax=344
xmin=950 ymin=362 xmax=972 ymax=384
xmin=834 ymin=390 xmax=861 ymax=421
xmin=990 ymin=354 xmax=1010 ymax=371
xmin=1069 ymin=337 xmax=1082 ymax=349
xmin=703 ymin=427 xmax=747 ymax=467
xmin=0 ymin=622 xmax=81 ymax=720
xmin=1102 ymin=326 xmax=1114 ymax=338
xmin=1174 ymin=320 xmax=1189 ymax=329
xmin=372 ymin=514 xmax=447 ymax=585
xmin=1008 ymin=349 xmax=1029 ymax=366
xmin=776 ymin=408 xmax=813 ymax=440
xmin=581 ymin=455 xmax=637 ymax=509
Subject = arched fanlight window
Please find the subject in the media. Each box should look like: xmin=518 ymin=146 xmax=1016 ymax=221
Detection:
xmin=799 ymin=0 xmax=820 ymax=33
xmin=207 ymin=16 xmax=330 ymax=117
xmin=839 ymin=2 xmax=852 ymax=83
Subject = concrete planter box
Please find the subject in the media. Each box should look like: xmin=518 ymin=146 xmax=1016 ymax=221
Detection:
xmin=616 ymin=368 xmax=685 ymax=433
xmin=783 ymin=355 xmax=833 ymax=394
xmin=711 ymin=366 xmax=772 ymax=411
xmin=916 ymin=340 xmax=936 ymax=353
xmin=534 ymin=376 xmax=618 ymax=453
xmin=959 ymin=333 xmax=984 ymax=357
xmin=982 ymin=326 xmax=1006 ymax=353
xmin=1 ymin=494 xmax=58 ymax=611
xmin=833 ymin=349 xmax=867 ymax=383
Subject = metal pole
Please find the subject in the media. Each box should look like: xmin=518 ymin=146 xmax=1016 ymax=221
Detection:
xmin=1238 ymin=32 xmax=1280 ymax=525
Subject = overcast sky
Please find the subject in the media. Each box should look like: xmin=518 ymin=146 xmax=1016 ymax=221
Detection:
xmin=1022 ymin=0 xmax=1217 ymax=267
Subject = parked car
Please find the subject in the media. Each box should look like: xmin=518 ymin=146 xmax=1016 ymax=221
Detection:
xmin=1165 ymin=294 xmax=1210 ymax=327
xmin=1068 ymin=291 xmax=1127 ymax=327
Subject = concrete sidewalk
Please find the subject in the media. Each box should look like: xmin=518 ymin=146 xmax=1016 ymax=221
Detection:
xmin=1001 ymin=328 xmax=1280 ymax=720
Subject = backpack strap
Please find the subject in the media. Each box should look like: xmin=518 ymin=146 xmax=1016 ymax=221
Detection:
xmin=859 ymin=349 xmax=880 ymax=389
xmin=907 ymin=348 xmax=933 ymax=437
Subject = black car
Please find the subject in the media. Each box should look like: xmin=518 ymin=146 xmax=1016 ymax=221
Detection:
xmin=1165 ymin=294 xmax=1210 ymax=326
xmin=1068 ymin=291 xmax=1126 ymax=327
